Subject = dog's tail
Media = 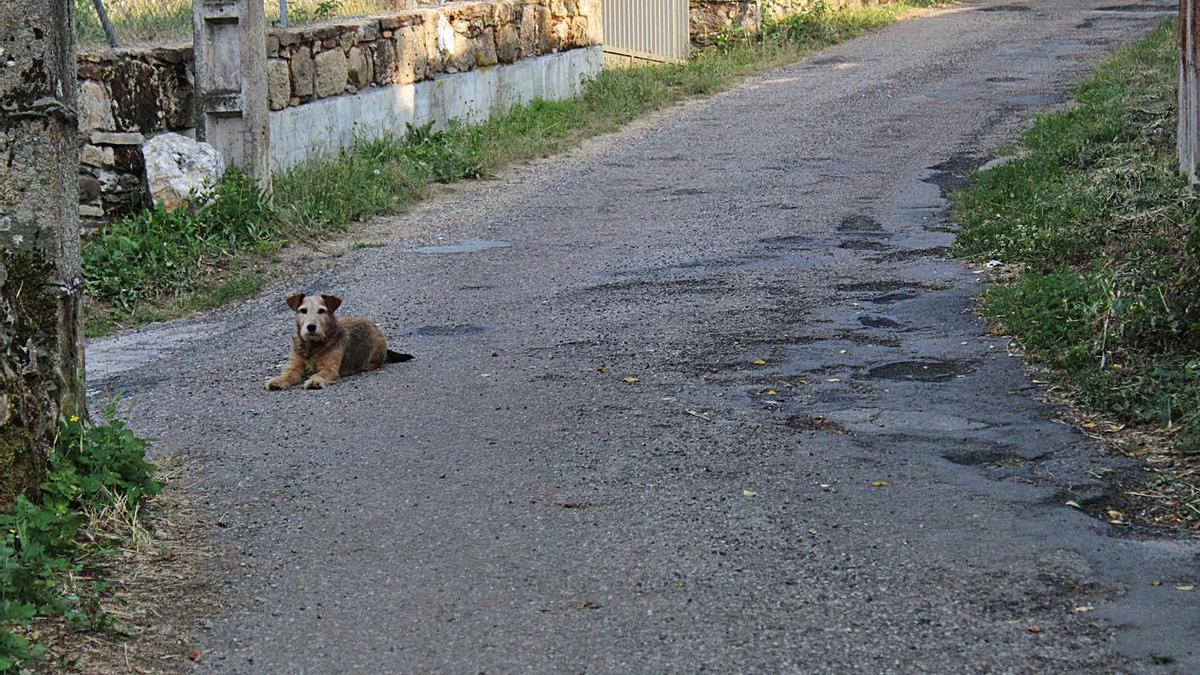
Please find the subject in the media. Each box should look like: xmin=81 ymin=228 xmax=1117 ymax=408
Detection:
xmin=386 ymin=349 xmax=415 ymax=363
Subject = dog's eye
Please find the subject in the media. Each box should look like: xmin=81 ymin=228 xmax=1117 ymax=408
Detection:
xmin=317 ymin=308 xmax=326 ymax=314
xmin=299 ymin=308 xmax=307 ymax=314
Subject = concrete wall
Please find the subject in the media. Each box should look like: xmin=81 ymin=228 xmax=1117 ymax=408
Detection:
xmin=75 ymin=0 xmax=602 ymax=222
xmin=271 ymin=46 xmax=602 ymax=169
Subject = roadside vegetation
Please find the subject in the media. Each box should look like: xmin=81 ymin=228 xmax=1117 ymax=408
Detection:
xmin=75 ymin=0 xmax=391 ymax=46
xmin=0 ymin=409 xmax=161 ymax=671
xmin=83 ymin=0 xmax=944 ymax=335
xmin=952 ymin=22 xmax=1199 ymax=528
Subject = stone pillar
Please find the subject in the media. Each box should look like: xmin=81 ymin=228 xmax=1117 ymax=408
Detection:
xmin=193 ymin=0 xmax=272 ymax=191
xmin=0 ymin=0 xmax=87 ymax=508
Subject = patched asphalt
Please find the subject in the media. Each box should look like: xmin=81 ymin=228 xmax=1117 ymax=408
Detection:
xmin=89 ymin=1 xmax=1198 ymax=671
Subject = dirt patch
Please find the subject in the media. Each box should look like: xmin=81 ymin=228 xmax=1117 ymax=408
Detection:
xmin=786 ymin=414 xmax=851 ymax=434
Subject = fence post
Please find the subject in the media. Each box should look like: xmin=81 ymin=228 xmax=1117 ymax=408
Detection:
xmin=193 ymin=0 xmax=271 ymax=192
xmin=1180 ymin=0 xmax=1199 ymax=184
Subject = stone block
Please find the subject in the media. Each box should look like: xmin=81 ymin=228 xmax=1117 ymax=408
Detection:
xmin=314 ymin=48 xmax=349 ymax=98
xmin=347 ymin=46 xmax=373 ymax=90
xmin=89 ymin=131 xmax=145 ymax=145
xmin=496 ymin=23 xmax=520 ymax=63
xmin=80 ymin=144 xmax=114 ymax=167
xmin=291 ymin=46 xmax=314 ymax=99
xmin=371 ymin=40 xmax=396 ymax=85
xmin=78 ymin=80 xmax=114 ymax=131
xmin=475 ymin=28 xmax=499 ymax=67
xmin=267 ymin=59 xmax=291 ymax=110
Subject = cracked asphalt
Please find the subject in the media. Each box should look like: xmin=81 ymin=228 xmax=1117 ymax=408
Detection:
xmin=89 ymin=0 xmax=1199 ymax=671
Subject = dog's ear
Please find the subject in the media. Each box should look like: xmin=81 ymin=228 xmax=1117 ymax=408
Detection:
xmin=285 ymin=293 xmax=305 ymax=312
xmin=321 ymin=294 xmax=343 ymax=314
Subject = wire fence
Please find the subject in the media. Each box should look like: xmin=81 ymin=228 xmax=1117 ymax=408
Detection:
xmin=76 ymin=0 xmax=408 ymax=47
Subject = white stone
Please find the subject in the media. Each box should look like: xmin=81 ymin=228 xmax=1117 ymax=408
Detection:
xmin=143 ymin=132 xmax=226 ymax=212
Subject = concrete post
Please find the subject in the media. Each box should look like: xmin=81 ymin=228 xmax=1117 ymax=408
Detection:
xmin=1180 ymin=0 xmax=1200 ymax=184
xmin=0 ymin=0 xmax=87 ymax=508
xmin=193 ymin=0 xmax=271 ymax=192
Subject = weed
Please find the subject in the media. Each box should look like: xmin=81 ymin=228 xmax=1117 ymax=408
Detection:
xmin=0 ymin=406 xmax=159 ymax=671
xmin=952 ymin=22 xmax=1200 ymax=522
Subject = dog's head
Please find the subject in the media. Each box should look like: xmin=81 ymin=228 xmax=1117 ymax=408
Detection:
xmin=285 ymin=293 xmax=342 ymax=342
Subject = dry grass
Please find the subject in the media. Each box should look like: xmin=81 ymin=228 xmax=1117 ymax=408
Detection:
xmin=27 ymin=454 xmax=219 ymax=674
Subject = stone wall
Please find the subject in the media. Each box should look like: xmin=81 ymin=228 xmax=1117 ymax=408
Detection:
xmin=75 ymin=0 xmax=601 ymax=222
xmin=689 ymin=0 xmax=894 ymax=48
xmin=76 ymin=45 xmax=193 ymax=221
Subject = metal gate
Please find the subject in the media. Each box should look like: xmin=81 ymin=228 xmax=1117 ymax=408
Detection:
xmin=603 ymin=0 xmax=690 ymax=65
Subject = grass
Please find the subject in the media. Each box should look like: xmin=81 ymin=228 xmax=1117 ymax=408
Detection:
xmin=951 ymin=21 xmax=1200 ymax=527
xmin=76 ymin=0 xmax=394 ymax=46
xmin=0 ymin=408 xmax=161 ymax=671
xmin=84 ymin=0 xmax=943 ymax=335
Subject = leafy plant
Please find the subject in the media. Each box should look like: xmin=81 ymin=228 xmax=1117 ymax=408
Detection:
xmin=0 ymin=408 xmax=160 ymax=671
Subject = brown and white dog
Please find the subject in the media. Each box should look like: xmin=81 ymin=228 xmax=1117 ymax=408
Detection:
xmin=266 ymin=293 xmax=412 ymax=391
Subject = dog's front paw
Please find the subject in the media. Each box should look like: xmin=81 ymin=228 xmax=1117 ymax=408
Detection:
xmin=303 ymin=376 xmax=328 ymax=390
xmin=266 ymin=377 xmax=290 ymax=391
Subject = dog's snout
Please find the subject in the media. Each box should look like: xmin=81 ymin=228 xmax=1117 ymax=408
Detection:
xmin=306 ymin=324 xmax=317 ymax=333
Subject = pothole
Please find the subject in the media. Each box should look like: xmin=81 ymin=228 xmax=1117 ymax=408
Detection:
xmin=858 ymin=315 xmax=904 ymax=329
xmin=837 ymin=214 xmax=885 ymax=233
xmin=871 ymin=246 xmax=952 ymax=262
xmin=869 ymin=290 xmax=922 ymax=304
xmin=944 ymin=450 xmax=1030 ymax=467
xmin=977 ymin=4 xmax=1031 ymax=11
xmin=835 ymin=280 xmax=919 ymax=293
xmin=838 ymin=240 xmax=892 ymax=251
xmin=865 ymin=359 xmax=974 ymax=382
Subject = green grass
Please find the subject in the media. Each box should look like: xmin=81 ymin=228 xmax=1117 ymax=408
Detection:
xmin=84 ymin=1 xmax=941 ymax=333
xmin=952 ymin=22 xmax=1200 ymax=523
xmin=0 ymin=409 xmax=160 ymax=671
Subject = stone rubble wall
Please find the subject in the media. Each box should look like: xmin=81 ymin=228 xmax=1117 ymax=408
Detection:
xmin=689 ymin=0 xmax=896 ymax=48
xmin=75 ymin=0 xmax=601 ymax=223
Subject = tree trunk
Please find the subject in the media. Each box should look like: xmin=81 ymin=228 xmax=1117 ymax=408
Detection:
xmin=0 ymin=0 xmax=86 ymax=509
xmin=1181 ymin=0 xmax=1200 ymax=183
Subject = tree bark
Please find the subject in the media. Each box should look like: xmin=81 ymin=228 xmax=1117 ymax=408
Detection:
xmin=0 ymin=0 xmax=86 ymax=509
xmin=1181 ymin=0 xmax=1200 ymax=183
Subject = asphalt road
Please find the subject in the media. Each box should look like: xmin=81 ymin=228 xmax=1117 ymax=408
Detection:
xmin=89 ymin=1 xmax=1199 ymax=671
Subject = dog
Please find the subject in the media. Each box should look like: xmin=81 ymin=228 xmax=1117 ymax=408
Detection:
xmin=266 ymin=293 xmax=413 ymax=391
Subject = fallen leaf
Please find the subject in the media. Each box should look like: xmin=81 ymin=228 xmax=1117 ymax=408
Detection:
xmin=188 ymin=649 xmax=203 ymax=663
xmin=575 ymin=601 xmax=601 ymax=610
xmin=596 ymin=367 xmax=607 ymax=373
xmin=623 ymin=376 xmax=640 ymax=384
xmin=871 ymin=480 xmax=890 ymax=488
xmin=753 ymin=359 xmax=767 ymax=366
xmin=1151 ymin=580 xmax=1163 ymax=587
xmin=1176 ymin=584 xmax=1195 ymax=592
xmin=1064 ymin=500 xmax=1081 ymax=509
xmin=1027 ymin=625 xmax=1042 ymax=634
xmin=766 ymin=389 xmax=777 ymax=395
xmin=1107 ymin=424 xmax=1126 ymax=432
xmin=1106 ymin=509 xmax=1125 ymax=519
xmin=743 ymin=489 xmax=757 ymax=497
xmin=1081 ymin=421 xmax=1099 ymax=429
xmin=1073 ymin=606 xmax=1095 ymax=613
